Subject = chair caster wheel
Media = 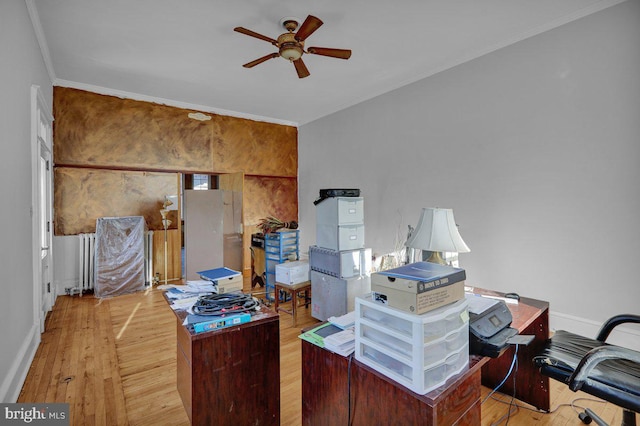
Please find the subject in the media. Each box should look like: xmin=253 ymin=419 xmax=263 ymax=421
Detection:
xmin=579 ymin=411 xmax=592 ymax=424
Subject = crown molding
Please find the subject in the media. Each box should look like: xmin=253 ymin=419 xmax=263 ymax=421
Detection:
xmin=25 ymin=0 xmax=56 ymax=83
xmin=53 ymin=79 xmax=298 ymax=127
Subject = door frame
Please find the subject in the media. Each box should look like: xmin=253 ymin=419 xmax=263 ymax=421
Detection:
xmin=31 ymin=85 xmax=54 ymax=332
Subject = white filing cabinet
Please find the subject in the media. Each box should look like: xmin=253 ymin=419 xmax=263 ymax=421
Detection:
xmin=316 ymin=197 xmax=364 ymax=226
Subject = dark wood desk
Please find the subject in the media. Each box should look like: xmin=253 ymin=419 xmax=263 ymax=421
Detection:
xmin=477 ymin=289 xmax=550 ymax=412
xmin=165 ymin=295 xmax=280 ymax=425
xmin=302 ymin=290 xmax=549 ymax=425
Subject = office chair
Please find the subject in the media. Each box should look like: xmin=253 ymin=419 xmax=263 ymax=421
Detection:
xmin=533 ymin=314 xmax=640 ymax=426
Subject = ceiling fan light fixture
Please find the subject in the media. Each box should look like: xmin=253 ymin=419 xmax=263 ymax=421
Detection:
xmin=277 ymin=32 xmax=304 ymax=61
xmin=280 ymin=43 xmax=303 ymax=61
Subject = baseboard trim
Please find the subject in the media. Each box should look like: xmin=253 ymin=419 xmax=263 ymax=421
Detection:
xmin=55 ymin=278 xmax=79 ymax=295
xmin=550 ymin=310 xmax=640 ymax=352
xmin=0 ymin=323 xmax=40 ymax=402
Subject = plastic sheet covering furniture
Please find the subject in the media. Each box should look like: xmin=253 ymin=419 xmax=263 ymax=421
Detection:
xmin=94 ymin=216 xmax=147 ymax=298
xmin=534 ymin=314 xmax=640 ymax=426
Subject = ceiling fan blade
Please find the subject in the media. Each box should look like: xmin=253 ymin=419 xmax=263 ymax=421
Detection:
xmin=295 ymin=15 xmax=323 ymax=42
xmin=293 ymin=58 xmax=310 ymax=78
xmin=307 ymin=47 xmax=352 ymax=60
xmin=234 ymin=27 xmax=277 ymax=45
xmin=243 ymin=53 xmax=279 ymax=68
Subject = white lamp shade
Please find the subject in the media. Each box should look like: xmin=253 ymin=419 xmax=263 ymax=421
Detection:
xmin=406 ymin=208 xmax=470 ymax=253
xmin=165 ymin=195 xmax=179 ymax=211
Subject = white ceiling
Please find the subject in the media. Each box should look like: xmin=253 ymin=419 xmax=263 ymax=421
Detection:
xmin=29 ymin=0 xmax=623 ymax=126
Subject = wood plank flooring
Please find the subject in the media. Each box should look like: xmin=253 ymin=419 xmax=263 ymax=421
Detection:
xmin=18 ymin=286 xmax=632 ymax=425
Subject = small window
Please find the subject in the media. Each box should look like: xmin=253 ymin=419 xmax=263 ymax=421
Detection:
xmin=193 ymin=174 xmax=209 ymax=190
xmin=184 ymin=174 xmax=217 ymax=190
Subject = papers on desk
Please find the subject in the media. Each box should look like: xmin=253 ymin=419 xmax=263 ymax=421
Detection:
xmin=185 ymin=280 xmax=217 ymax=293
xmin=328 ymin=311 xmax=355 ymax=330
xmin=170 ymin=296 xmax=200 ymax=311
xmin=163 ymin=282 xmax=216 ymax=311
xmin=324 ymin=328 xmax=355 ymax=357
xmin=299 ymin=322 xmax=355 ymax=357
xmin=465 ymin=292 xmax=518 ymax=315
xmin=465 ymin=294 xmax=500 ymax=315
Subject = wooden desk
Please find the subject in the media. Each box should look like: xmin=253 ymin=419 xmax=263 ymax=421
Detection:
xmin=476 ymin=289 xmax=550 ymax=412
xmin=301 ymin=291 xmax=549 ymax=425
xmin=166 ymin=295 xmax=280 ymax=425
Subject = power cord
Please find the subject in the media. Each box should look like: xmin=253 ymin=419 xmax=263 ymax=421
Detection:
xmin=192 ymin=293 xmax=259 ymax=316
xmin=504 ymin=345 xmax=519 ymax=426
xmin=488 ymin=390 xmax=607 ymax=424
xmin=347 ymin=353 xmax=354 ymax=426
xmin=481 ymin=345 xmax=519 ymax=426
xmin=482 ymin=344 xmax=519 ymax=405
xmin=483 ymin=344 xmax=608 ymax=425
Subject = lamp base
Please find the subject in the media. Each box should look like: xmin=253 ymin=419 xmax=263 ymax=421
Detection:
xmin=426 ymin=251 xmax=447 ymax=265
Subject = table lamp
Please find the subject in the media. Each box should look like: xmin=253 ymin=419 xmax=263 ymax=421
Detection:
xmin=406 ymin=207 xmax=470 ymax=265
xmin=160 ymin=195 xmax=178 ymax=285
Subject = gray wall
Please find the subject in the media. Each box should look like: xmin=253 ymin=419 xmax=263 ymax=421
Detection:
xmin=299 ymin=1 xmax=640 ymax=346
xmin=0 ymin=1 xmax=53 ymax=401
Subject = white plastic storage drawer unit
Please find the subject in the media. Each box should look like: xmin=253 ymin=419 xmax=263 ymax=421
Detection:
xmin=355 ymin=295 xmax=469 ymax=395
xmin=316 ymin=197 xmax=364 ymax=226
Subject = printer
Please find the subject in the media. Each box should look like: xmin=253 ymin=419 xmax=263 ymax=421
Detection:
xmin=466 ymin=294 xmax=518 ymax=358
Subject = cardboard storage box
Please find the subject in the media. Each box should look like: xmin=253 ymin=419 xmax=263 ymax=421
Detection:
xmin=215 ymin=274 xmax=243 ymax=293
xmin=275 ymin=260 xmax=310 ymax=285
xmin=371 ymin=279 xmax=465 ymax=315
xmin=371 ymin=262 xmax=466 ymax=315
xmin=198 ymin=267 xmax=243 ymax=293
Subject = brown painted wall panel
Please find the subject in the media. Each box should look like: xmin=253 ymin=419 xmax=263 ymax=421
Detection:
xmin=54 ymin=167 xmax=180 ymax=235
xmin=243 ymin=176 xmax=299 ymax=270
xmin=53 ymin=87 xmax=213 ymax=172
xmin=212 ymin=116 xmax=298 ymax=176
xmin=243 ymin=176 xmax=298 ymax=227
xmin=53 ymin=87 xmax=297 ymax=177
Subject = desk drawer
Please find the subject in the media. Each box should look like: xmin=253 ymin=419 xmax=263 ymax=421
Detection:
xmin=176 ymin=344 xmax=192 ymax=422
xmin=176 ymin=318 xmax=191 ymax=362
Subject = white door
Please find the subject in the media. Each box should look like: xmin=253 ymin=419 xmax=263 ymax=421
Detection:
xmin=38 ymin=142 xmax=53 ymax=327
xmin=32 ymin=86 xmax=54 ymax=332
xmin=184 ymin=189 xmax=225 ymax=280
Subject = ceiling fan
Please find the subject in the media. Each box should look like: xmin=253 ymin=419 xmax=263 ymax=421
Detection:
xmin=234 ymin=15 xmax=352 ymax=79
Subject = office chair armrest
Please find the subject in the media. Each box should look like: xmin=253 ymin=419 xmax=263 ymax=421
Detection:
xmin=568 ymin=345 xmax=640 ymax=392
xmin=596 ymin=314 xmax=640 ymax=342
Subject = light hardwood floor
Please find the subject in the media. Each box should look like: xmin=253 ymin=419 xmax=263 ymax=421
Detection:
xmin=18 ymin=286 xmax=631 ymax=425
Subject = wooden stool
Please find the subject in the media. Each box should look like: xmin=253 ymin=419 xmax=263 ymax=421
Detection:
xmin=274 ymin=281 xmax=311 ymax=327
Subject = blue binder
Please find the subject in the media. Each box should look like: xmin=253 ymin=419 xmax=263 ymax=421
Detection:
xmin=192 ymin=312 xmax=251 ymax=333
xmin=197 ymin=267 xmax=241 ymax=282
